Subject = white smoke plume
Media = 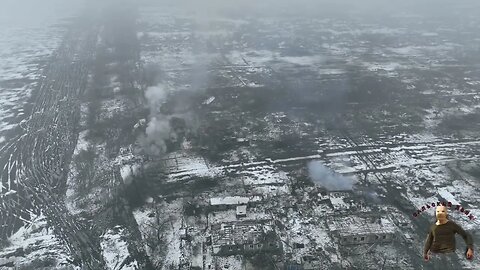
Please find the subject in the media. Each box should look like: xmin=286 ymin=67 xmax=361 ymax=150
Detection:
xmin=364 ymin=189 xmax=381 ymax=203
xmin=138 ymin=115 xmax=174 ymax=156
xmin=138 ymin=84 xmax=176 ymax=156
xmin=307 ymin=160 xmax=356 ymax=191
xmin=137 ymin=19 xmax=216 ymax=157
xmin=145 ymin=84 xmax=168 ymax=112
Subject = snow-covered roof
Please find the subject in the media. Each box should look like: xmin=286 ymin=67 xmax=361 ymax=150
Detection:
xmin=437 ymin=187 xmax=461 ymax=206
xmin=328 ymin=192 xmax=352 ymax=210
xmin=329 ymin=196 xmax=349 ymax=210
xmin=210 ymin=196 xmax=249 ymax=206
xmin=236 ymin=205 xmax=247 ymax=215
xmin=3 ymin=189 xmax=17 ymax=196
xmin=327 ymin=215 xmax=396 ymax=236
xmin=210 ymin=196 xmax=262 ymax=206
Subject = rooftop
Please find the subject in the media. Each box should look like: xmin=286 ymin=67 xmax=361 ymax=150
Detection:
xmin=210 ymin=196 xmax=262 ymax=206
xmin=236 ymin=205 xmax=247 ymax=216
xmin=327 ymin=215 xmax=396 ymax=237
xmin=211 ymin=222 xmax=266 ymax=246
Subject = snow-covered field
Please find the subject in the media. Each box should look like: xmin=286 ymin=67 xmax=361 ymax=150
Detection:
xmin=163 ymin=152 xmax=224 ymax=180
xmin=0 ymin=1 xmax=78 ymax=139
xmin=100 ymin=226 xmax=139 ymax=270
xmin=133 ymin=199 xmax=185 ymax=269
xmin=0 ymin=26 xmax=63 ymax=134
xmin=0 ymin=213 xmax=77 ymax=269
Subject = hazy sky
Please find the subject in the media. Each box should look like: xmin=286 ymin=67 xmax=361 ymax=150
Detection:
xmin=0 ymin=0 xmax=85 ymax=27
xmin=137 ymin=0 xmax=480 ymax=19
xmin=2 ymin=0 xmax=479 ymax=28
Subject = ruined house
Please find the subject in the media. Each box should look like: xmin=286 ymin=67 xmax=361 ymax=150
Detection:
xmin=210 ymin=221 xmax=282 ymax=256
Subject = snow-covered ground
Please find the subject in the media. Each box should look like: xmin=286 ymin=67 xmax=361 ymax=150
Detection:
xmin=99 ymin=98 xmax=130 ymax=120
xmin=66 ymin=130 xmax=92 ymax=214
xmin=0 ymin=1 xmax=78 ymax=137
xmin=118 ymin=3 xmax=480 ymax=268
xmin=133 ymin=199 xmax=185 ymax=269
xmin=242 ymin=165 xmax=289 ymax=185
xmin=164 ymin=152 xmax=224 ymax=181
xmin=0 ymin=26 xmax=62 ymax=134
xmin=100 ymin=226 xmax=139 ymax=270
xmin=0 ymin=213 xmax=77 ymax=269
xmin=214 ymin=256 xmax=243 ymax=270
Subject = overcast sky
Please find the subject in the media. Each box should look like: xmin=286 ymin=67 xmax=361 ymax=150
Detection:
xmin=137 ymin=0 xmax=480 ymax=19
xmin=0 ymin=0 xmax=85 ymax=27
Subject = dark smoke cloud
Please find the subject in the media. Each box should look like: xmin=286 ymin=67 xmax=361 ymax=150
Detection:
xmin=307 ymin=160 xmax=356 ymax=191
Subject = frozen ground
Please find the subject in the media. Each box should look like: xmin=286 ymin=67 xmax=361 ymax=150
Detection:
xmin=100 ymin=226 xmax=139 ymax=270
xmin=134 ymin=3 xmax=480 ymax=268
xmin=1 ymin=1 xmax=480 ymax=269
xmin=0 ymin=213 xmax=76 ymax=269
xmin=0 ymin=26 xmax=64 ymax=135
xmin=0 ymin=0 xmax=82 ymax=137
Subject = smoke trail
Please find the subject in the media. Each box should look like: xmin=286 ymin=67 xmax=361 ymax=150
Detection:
xmin=307 ymin=160 xmax=356 ymax=191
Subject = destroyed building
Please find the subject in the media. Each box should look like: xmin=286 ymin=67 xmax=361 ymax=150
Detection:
xmin=210 ymin=221 xmax=282 ymax=256
xmin=208 ymin=195 xmax=262 ymax=211
xmin=327 ymin=214 xmax=396 ymax=246
xmin=328 ymin=191 xmax=356 ymax=213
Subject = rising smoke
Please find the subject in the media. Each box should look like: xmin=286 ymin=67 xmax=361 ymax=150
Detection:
xmin=138 ymin=55 xmax=212 ymax=156
xmin=137 ymin=15 xmax=219 ymax=156
xmin=137 ymin=83 xmax=175 ymax=156
xmin=137 ymin=115 xmax=174 ymax=156
xmin=354 ymin=185 xmax=382 ymax=204
xmin=145 ymin=83 xmax=168 ymax=113
xmin=307 ymin=160 xmax=356 ymax=191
